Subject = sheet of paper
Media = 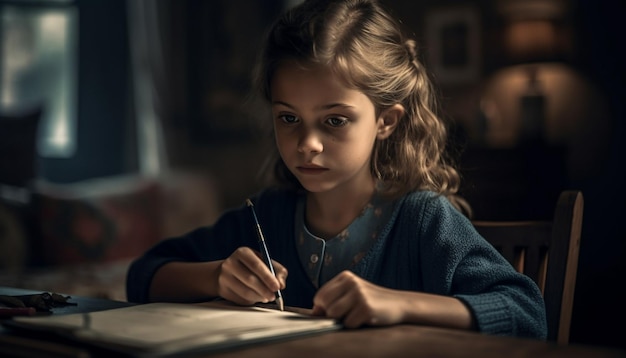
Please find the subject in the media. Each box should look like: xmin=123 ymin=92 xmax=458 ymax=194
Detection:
xmin=9 ymin=302 xmax=340 ymax=356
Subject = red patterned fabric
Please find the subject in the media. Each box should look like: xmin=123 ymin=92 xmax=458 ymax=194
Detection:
xmin=36 ymin=181 xmax=162 ymax=265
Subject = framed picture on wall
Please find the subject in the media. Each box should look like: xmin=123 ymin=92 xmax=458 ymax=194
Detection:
xmin=425 ymin=6 xmax=481 ymax=86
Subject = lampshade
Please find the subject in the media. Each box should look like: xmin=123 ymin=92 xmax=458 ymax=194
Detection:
xmin=505 ymin=20 xmax=559 ymax=62
xmin=497 ymin=0 xmax=572 ymax=64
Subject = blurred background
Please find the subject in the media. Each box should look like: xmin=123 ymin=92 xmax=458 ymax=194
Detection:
xmin=0 ymin=0 xmax=623 ymax=349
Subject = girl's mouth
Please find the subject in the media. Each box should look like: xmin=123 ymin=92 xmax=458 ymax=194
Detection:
xmin=296 ymin=166 xmax=328 ymax=175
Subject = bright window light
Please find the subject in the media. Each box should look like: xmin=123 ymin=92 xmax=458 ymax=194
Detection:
xmin=0 ymin=4 xmax=78 ymax=158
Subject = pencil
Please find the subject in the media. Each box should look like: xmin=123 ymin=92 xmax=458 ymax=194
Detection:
xmin=246 ymin=198 xmax=284 ymax=311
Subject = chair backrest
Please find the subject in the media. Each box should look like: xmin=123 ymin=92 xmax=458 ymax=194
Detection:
xmin=472 ymin=190 xmax=584 ymax=344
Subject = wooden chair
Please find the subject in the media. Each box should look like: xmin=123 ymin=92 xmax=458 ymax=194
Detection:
xmin=472 ymin=190 xmax=583 ymax=344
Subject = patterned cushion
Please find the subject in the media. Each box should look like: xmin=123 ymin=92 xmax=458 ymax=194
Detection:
xmin=34 ymin=180 xmax=162 ymax=266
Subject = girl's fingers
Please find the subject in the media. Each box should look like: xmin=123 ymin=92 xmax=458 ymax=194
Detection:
xmin=220 ymin=278 xmax=269 ymax=305
xmin=242 ymin=250 xmax=282 ymax=292
xmin=271 ymin=260 xmax=288 ymax=289
xmin=313 ymin=272 xmax=352 ymax=315
xmin=220 ymin=247 xmax=286 ymax=303
xmin=342 ymin=303 xmax=373 ymax=328
xmin=318 ymin=289 xmax=372 ymax=328
xmin=313 ymin=271 xmax=388 ymax=328
xmin=232 ymin=267 xmax=275 ymax=300
xmin=219 ymin=284 xmax=254 ymax=305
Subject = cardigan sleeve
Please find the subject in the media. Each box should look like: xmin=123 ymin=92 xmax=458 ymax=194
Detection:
xmin=125 ymin=188 xmax=302 ymax=304
xmin=414 ymin=193 xmax=548 ymax=339
xmin=125 ymin=202 xmax=255 ymax=304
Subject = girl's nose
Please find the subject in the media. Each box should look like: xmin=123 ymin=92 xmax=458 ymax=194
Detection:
xmin=297 ymin=128 xmax=323 ymax=154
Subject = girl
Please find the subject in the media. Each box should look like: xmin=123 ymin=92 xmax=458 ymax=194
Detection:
xmin=127 ymin=0 xmax=547 ymax=338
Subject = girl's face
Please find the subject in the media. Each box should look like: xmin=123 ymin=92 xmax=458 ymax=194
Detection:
xmin=270 ymin=62 xmax=387 ymax=195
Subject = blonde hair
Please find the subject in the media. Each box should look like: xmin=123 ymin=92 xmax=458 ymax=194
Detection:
xmin=255 ymin=0 xmax=469 ymax=215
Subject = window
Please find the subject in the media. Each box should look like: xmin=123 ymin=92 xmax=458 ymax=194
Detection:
xmin=0 ymin=1 xmax=78 ymax=158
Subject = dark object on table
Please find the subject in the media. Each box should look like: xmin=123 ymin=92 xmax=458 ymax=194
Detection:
xmin=0 ymin=292 xmax=77 ymax=313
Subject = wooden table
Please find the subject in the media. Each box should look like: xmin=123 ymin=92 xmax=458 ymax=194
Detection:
xmin=1 ymin=287 xmax=624 ymax=358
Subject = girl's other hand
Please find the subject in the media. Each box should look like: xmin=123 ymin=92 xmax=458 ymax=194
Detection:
xmin=312 ymin=270 xmax=405 ymax=328
xmin=217 ymin=247 xmax=287 ymax=306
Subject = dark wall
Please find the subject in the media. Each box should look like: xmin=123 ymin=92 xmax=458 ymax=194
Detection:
xmin=567 ymin=0 xmax=626 ymax=348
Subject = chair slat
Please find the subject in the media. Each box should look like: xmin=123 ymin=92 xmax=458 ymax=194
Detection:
xmin=473 ymin=191 xmax=583 ymax=344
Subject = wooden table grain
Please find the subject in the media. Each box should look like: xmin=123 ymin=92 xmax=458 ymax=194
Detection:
xmin=209 ymin=324 xmax=625 ymax=358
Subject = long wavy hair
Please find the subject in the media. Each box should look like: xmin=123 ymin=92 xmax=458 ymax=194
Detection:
xmin=254 ymin=0 xmax=470 ymax=215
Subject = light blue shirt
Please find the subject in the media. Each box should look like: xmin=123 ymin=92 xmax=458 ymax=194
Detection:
xmin=294 ymin=193 xmax=397 ymax=287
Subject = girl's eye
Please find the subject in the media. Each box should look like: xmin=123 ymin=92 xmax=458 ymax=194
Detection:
xmin=326 ymin=117 xmax=348 ymax=127
xmin=278 ymin=114 xmax=299 ymax=124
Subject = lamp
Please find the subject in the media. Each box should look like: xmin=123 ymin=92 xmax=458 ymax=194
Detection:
xmin=477 ymin=0 xmax=574 ymax=145
xmin=501 ymin=0 xmax=572 ymax=142
xmin=498 ymin=0 xmax=572 ymax=64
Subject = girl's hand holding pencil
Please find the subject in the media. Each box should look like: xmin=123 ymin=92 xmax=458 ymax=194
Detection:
xmin=216 ymin=246 xmax=288 ymax=308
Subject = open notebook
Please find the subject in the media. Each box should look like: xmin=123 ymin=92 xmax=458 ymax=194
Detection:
xmin=4 ymin=301 xmax=341 ymax=357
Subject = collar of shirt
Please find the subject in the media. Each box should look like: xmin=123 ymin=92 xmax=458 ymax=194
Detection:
xmin=294 ymin=193 xmax=397 ymax=287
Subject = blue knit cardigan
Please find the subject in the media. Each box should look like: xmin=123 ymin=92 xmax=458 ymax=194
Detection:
xmin=126 ymin=188 xmax=547 ymax=339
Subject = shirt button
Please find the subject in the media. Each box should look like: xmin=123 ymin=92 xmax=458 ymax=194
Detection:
xmin=310 ymin=254 xmax=319 ymax=263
